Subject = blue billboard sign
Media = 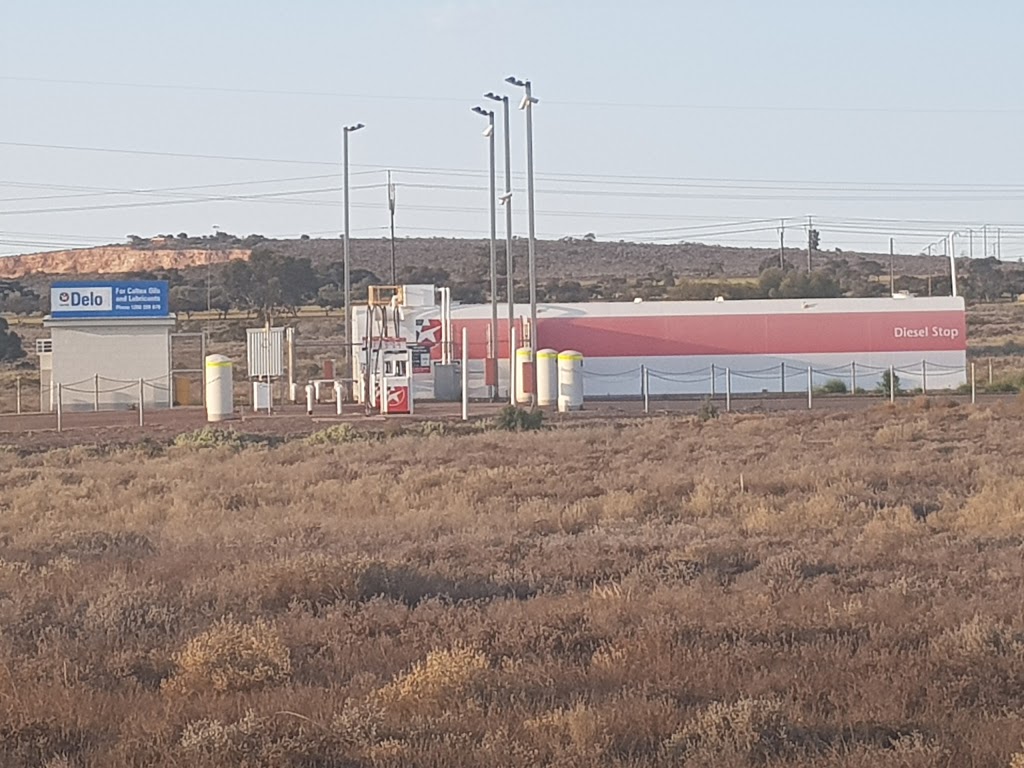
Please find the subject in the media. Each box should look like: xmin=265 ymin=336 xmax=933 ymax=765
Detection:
xmin=50 ymin=281 xmax=169 ymax=319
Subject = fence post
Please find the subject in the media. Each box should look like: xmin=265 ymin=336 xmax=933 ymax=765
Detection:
xmin=710 ymin=363 xmax=716 ymax=398
xmin=16 ymin=376 xmax=21 ymax=415
xmin=807 ymin=366 xmax=813 ymax=409
xmin=921 ymin=361 xmax=927 ymax=395
xmin=726 ymin=368 xmax=732 ymax=413
xmin=851 ymin=362 xmax=857 ymax=395
xmin=781 ymin=362 xmax=786 ymax=394
xmin=988 ymin=358 xmax=993 ymax=386
xmin=94 ymin=374 xmax=100 ymax=412
xmin=971 ymin=362 xmax=976 ymax=405
xmin=641 ymin=365 xmax=649 ymax=414
xmin=56 ymin=383 xmax=63 ymax=433
xmin=889 ymin=365 xmax=896 ymax=404
xmin=461 ymin=327 xmax=468 ymax=421
xmin=138 ymin=378 xmax=145 ymax=427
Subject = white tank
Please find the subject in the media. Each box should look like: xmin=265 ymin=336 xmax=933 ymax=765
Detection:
xmin=557 ymin=350 xmax=584 ymax=412
xmin=205 ymin=355 xmax=234 ymax=422
xmin=536 ymin=349 xmax=558 ymax=407
xmin=515 ymin=347 xmax=534 ymax=405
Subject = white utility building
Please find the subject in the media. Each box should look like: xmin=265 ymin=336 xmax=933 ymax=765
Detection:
xmin=42 ymin=281 xmax=175 ymax=411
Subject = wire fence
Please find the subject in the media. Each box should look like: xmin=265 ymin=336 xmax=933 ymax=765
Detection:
xmin=582 ymin=358 xmax=986 ymax=414
xmin=0 ymin=357 xmax=1006 ymax=431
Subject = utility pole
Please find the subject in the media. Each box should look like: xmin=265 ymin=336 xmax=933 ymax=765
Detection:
xmin=969 ymin=228 xmax=973 ymax=259
xmin=889 ymin=237 xmax=895 ymax=295
xmin=806 ymin=215 xmax=813 ymax=272
xmin=387 ymin=171 xmax=397 ymax=284
xmin=997 ymin=227 xmax=1002 ymax=260
xmin=778 ymin=219 xmax=785 ymax=268
xmin=983 ymin=225 xmax=988 ymax=259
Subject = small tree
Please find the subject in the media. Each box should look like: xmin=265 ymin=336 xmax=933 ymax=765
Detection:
xmin=0 ymin=318 xmax=25 ymax=362
xmin=877 ymin=369 xmax=901 ymax=397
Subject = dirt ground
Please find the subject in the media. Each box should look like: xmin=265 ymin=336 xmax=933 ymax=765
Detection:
xmin=0 ymin=393 xmax=1011 ymax=450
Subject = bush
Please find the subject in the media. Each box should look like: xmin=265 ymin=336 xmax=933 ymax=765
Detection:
xmin=0 ymin=317 xmax=25 ymax=362
xmin=305 ymin=424 xmax=359 ymax=445
xmin=697 ymin=398 xmax=719 ymax=422
xmin=494 ymin=405 xmax=544 ymax=431
xmin=164 ymin=617 xmax=291 ymax=694
xmin=413 ymin=420 xmax=452 ymax=438
xmin=876 ymin=369 xmax=902 ymax=396
xmin=664 ymin=697 xmax=787 ymax=762
xmin=815 ymin=378 xmax=848 ymax=394
xmin=173 ymin=427 xmax=244 ymax=450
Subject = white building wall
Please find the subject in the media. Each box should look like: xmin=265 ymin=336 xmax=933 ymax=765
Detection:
xmin=48 ymin=320 xmax=174 ymax=411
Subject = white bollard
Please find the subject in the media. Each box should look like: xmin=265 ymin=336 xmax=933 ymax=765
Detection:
xmin=642 ymin=365 xmax=649 ymax=414
xmin=15 ymin=376 xmax=21 ymax=415
xmin=334 ymin=381 xmax=344 ymax=416
xmin=509 ymin=326 xmax=517 ymax=407
xmin=807 ymin=366 xmax=813 ymax=409
xmin=138 ymin=378 xmax=145 ymax=427
xmin=461 ymin=327 xmax=469 ymax=421
xmin=971 ymin=362 xmax=976 ymax=405
xmin=305 ymin=383 xmax=315 ymax=416
xmin=56 ymin=383 xmax=63 ymax=433
xmin=726 ymin=367 xmax=732 ymax=412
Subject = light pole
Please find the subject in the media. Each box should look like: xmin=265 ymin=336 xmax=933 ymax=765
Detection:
xmin=472 ymin=106 xmax=500 ymax=400
xmin=209 ymin=225 xmax=220 ymax=312
xmin=506 ymin=76 xmax=539 ymax=396
xmin=485 ymin=91 xmax=515 ymax=392
xmin=342 ymin=122 xmax=364 ymax=376
xmin=948 ymin=231 xmax=960 ymax=297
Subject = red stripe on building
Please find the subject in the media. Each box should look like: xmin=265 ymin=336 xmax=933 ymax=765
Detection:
xmin=449 ymin=310 xmax=966 ymax=358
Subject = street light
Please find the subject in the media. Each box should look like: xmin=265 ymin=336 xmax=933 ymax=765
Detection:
xmin=209 ymin=225 xmax=220 ymax=312
xmin=485 ymin=91 xmax=515 ymax=393
xmin=505 ymin=75 xmax=539 ymax=398
xmin=948 ymin=230 xmax=960 ymax=297
xmin=472 ymin=106 xmax=499 ymax=400
xmin=342 ymin=122 xmax=364 ymax=377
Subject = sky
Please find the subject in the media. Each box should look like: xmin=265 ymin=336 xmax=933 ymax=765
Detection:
xmin=1 ymin=0 xmax=1023 ymax=260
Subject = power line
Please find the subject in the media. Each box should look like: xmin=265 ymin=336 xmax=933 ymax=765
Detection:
xmin=3 ymin=74 xmax=1022 ymax=115
xmin=4 ymin=140 xmax=1024 ymax=193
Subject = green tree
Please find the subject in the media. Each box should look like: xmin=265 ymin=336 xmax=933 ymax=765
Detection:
xmin=169 ymin=285 xmax=206 ymax=319
xmin=0 ymin=318 xmax=25 ymax=362
xmin=316 ymin=285 xmax=344 ymax=315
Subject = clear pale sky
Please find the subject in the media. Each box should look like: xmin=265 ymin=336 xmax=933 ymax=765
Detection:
xmin=2 ymin=0 xmax=1022 ymax=260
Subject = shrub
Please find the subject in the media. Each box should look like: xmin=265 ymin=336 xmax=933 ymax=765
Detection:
xmin=876 ymin=369 xmax=902 ymax=396
xmin=173 ymin=427 xmax=244 ymax=450
xmin=305 ymin=424 xmax=359 ymax=445
xmin=373 ymin=645 xmax=489 ymax=711
xmin=494 ymin=405 xmax=544 ymax=431
xmin=815 ymin=378 xmax=848 ymax=394
xmin=413 ymin=420 xmax=451 ymax=438
xmin=664 ymin=697 xmax=786 ymax=763
xmin=697 ymin=398 xmax=719 ymax=422
xmin=164 ymin=618 xmax=291 ymax=694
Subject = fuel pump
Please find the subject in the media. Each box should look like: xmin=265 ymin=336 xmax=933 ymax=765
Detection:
xmin=356 ymin=286 xmax=415 ymax=415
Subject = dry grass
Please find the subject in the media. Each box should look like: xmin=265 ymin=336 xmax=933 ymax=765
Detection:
xmin=2 ymin=402 xmax=1024 ymax=766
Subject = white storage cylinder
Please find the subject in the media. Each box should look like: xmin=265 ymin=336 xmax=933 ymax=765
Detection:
xmin=204 ymin=355 xmax=233 ymax=422
xmin=515 ymin=347 xmax=534 ymax=405
xmin=536 ymin=349 xmax=558 ymax=407
xmin=557 ymin=350 xmax=584 ymax=412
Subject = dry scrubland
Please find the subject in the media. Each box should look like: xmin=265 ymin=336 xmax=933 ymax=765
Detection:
xmin=2 ymin=403 xmax=1024 ymax=766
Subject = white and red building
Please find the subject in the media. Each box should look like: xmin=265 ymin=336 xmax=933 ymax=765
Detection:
xmin=353 ymin=290 xmax=967 ymax=399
